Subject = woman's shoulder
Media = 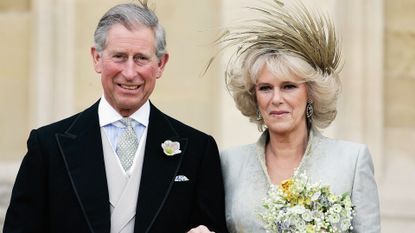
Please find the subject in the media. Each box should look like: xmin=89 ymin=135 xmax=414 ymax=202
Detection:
xmin=310 ymin=133 xmax=373 ymax=169
xmin=219 ymin=143 xmax=257 ymax=168
xmin=316 ymin=133 xmax=368 ymax=155
xmin=221 ymin=143 xmax=256 ymax=155
xmin=220 ymin=143 xmax=258 ymax=161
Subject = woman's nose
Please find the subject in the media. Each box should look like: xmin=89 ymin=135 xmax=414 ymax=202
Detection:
xmin=271 ymin=89 xmax=283 ymax=105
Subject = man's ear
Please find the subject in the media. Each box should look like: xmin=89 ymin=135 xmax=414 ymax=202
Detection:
xmin=156 ymin=53 xmax=169 ymax=79
xmin=91 ymin=47 xmax=102 ymax=73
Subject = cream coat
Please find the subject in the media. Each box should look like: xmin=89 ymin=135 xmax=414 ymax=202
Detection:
xmin=220 ymin=129 xmax=381 ymax=233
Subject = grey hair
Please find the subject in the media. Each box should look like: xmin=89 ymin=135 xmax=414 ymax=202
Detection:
xmin=93 ymin=1 xmax=167 ymax=58
xmin=228 ymin=50 xmax=341 ymax=131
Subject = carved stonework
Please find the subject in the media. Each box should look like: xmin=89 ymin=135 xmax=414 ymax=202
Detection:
xmin=385 ymin=0 xmax=415 ymax=127
xmin=0 ymin=0 xmax=30 ymax=12
xmin=385 ymin=31 xmax=415 ymax=79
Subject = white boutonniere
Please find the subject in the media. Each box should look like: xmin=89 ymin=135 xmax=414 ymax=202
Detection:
xmin=161 ymin=140 xmax=182 ymax=156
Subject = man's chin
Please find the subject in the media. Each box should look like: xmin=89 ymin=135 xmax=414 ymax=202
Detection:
xmin=116 ymin=102 xmax=144 ymax=115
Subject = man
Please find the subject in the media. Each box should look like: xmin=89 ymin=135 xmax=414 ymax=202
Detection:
xmin=3 ymin=2 xmax=228 ymax=233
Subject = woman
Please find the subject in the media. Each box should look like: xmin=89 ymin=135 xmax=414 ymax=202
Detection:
xmin=218 ymin=1 xmax=380 ymax=232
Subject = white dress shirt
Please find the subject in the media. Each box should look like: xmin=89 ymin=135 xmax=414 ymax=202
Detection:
xmin=98 ymin=96 xmax=151 ymax=233
xmin=98 ymin=96 xmax=150 ymax=176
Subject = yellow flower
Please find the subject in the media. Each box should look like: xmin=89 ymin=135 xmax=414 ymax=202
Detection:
xmin=281 ymin=178 xmax=293 ymax=191
xmin=281 ymin=179 xmax=294 ymax=202
xmin=306 ymin=224 xmax=315 ymax=233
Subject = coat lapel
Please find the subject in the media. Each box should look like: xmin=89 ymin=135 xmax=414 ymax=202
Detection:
xmin=134 ymin=103 xmax=188 ymax=233
xmin=56 ymin=101 xmax=110 ymax=233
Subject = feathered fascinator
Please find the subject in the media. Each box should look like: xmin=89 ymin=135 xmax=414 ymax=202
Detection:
xmin=210 ymin=0 xmax=342 ymax=81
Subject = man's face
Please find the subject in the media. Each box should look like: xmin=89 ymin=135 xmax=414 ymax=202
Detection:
xmin=91 ymin=24 xmax=169 ymax=116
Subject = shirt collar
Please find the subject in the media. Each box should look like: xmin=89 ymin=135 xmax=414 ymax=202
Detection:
xmin=98 ymin=95 xmax=150 ymax=128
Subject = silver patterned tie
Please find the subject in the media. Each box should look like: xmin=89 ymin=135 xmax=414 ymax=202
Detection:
xmin=116 ymin=118 xmax=138 ymax=171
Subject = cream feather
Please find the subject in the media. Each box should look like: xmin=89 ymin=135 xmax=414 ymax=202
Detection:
xmin=210 ymin=0 xmax=342 ymax=80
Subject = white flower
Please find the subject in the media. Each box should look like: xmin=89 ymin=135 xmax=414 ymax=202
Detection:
xmin=292 ymin=205 xmax=306 ymax=214
xmin=328 ymin=194 xmax=339 ymax=203
xmin=311 ymin=191 xmax=321 ymax=201
xmin=343 ymin=195 xmax=352 ymax=208
xmin=340 ymin=219 xmax=352 ymax=231
xmin=331 ymin=204 xmax=343 ymax=213
xmin=328 ymin=213 xmax=340 ymax=224
xmin=161 ymin=140 xmax=182 ymax=156
xmin=301 ymin=210 xmax=313 ymax=222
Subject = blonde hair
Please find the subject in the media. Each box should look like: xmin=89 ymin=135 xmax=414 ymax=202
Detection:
xmin=228 ymin=50 xmax=341 ymax=130
xmin=215 ymin=0 xmax=342 ymax=130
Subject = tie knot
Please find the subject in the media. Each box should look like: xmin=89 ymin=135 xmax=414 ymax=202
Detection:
xmin=120 ymin=118 xmax=133 ymax=127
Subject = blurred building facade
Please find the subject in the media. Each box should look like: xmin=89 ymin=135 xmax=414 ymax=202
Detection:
xmin=0 ymin=0 xmax=414 ymax=231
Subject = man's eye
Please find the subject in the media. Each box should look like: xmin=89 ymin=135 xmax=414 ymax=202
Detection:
xmin=112 ymin=54 xmax=126 ymax=62
xmin=134 ymin=56 xmax=149 ymax=64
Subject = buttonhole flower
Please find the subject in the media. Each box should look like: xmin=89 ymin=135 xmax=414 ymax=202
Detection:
xmin=161 ymin=140 xmax=182 ymax=156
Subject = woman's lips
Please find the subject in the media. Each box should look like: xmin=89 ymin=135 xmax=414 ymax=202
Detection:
xmin=270 ymin=110 xmax=289 ymax=116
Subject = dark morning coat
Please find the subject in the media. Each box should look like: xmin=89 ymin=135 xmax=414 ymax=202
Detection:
xmin=3 ymin=100 xmax=228 ymax=233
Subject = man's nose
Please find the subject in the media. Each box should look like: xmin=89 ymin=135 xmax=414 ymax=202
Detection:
xmin=122 ymin=59 xmax=136 ymax=79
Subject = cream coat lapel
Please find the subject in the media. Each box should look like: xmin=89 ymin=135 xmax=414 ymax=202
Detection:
xmin=101 ymin=128 xmax=148 ymax=233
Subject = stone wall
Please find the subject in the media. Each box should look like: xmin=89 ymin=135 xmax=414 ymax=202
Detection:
xmin=0 ymin=0 xmax=31 ymax=161
xmin=381 ymin=0 xmax=415 ymax=231
xmin=0 ymin=2 xmax=28 ymax=227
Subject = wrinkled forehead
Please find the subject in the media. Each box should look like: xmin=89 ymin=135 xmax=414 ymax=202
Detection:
xmin=104 ymin=22 xmax=157 ymax=49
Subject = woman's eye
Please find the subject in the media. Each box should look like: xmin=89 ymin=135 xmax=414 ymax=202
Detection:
xmin=282 ymin=83 xmax=297 ymax=89
xmin=257 ymin=85 xmax=272 ymax=92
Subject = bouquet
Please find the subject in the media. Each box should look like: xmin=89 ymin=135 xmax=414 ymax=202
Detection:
xmin=260 ymin=172 xmax=354 ymax=233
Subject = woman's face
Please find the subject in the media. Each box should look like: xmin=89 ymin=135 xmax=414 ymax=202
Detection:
xmin=255 ymin=64 xmax=308 ymax=135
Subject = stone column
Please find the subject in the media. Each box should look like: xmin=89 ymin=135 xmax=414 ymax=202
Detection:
xmin=30 ymin=0 xmax=75 ymax=129
xmin=334 ymin=0 xmax=384 ymax=177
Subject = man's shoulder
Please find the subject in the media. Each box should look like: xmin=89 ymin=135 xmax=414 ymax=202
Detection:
xmin=31 ymin=113 xmax=81 ymax=140
xmin=35 ymin=102 xmax=98 ymax=135
xmin=150 ymin=104 xmax=211 ymax=139
xmin=161 ymin=112 xmax=209 ymax=137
